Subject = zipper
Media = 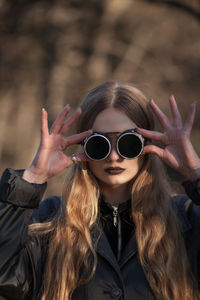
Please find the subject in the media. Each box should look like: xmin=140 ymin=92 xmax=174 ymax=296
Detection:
xmin=112 ymin=206 xmax=122 ymax=261
xmin=113 ymin=206 xmax=118 ymax=227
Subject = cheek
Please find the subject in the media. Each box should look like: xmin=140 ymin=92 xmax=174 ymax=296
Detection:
xmin=125 ymin=156 xmax=144 ymax=174
xmin=88 ymin=161 xmax=103 ymax=176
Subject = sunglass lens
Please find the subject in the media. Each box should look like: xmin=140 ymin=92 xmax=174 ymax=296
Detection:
xmin=85 ymin=135 xmax=110 ymax=160
xmin=118 ymin=134 xmax=143 ymax=158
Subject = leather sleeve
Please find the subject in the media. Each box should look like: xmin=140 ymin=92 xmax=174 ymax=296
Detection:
xmin=0 ymin=168 xmax=47 ymax=300
xmin=184 ymin=201 xmax=200 ymax=288
xmin=182 ymin=178 xmax=200 ymax=205
xmin=180 ymin=178 xmax=200 ymax=287
xmin=173 ymin=195 xmax=200 ymax=288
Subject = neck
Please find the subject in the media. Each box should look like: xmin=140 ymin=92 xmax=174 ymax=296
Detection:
xmin=100 ymin=183 xmax=131 ymax=206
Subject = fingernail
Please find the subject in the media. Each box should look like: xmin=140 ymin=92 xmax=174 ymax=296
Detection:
xmin=64 ymin=104 xmax=70 ymax=110
xmin=149 ymin=99 xmax=155 ymax=105
xmin=42 ymin=108 xmax=46 ymax=112
xmin=191 ymin=101 xmax=197 ymax=108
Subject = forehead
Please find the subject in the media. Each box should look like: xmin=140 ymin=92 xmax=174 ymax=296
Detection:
xmin=92 ymin=107 xmax=137 ymax=132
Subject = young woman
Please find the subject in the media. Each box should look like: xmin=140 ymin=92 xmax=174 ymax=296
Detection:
xmin=0 ymin=81 xmax=200 ymax=300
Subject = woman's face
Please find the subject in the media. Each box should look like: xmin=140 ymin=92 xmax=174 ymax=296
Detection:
xmin=87 ymin=107 xmax=144 ymax=190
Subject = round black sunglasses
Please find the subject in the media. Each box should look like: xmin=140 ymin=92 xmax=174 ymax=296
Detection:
xmin=82 ymin=129 xmax=145 ymax=160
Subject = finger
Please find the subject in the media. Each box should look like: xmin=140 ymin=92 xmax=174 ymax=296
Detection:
xmin=142 ymin=144 xmax=165 ymax=159
xmin=169 ymin=95 xmax=182 ymax=127
xmin=60 ymin=107 xmax=82 ymax=135
xmin=65 ymin=130 xmax=92 ymax=147
xmin=41 ymin=108 xmax=49 ymax=138
xmin=183 ymin=102 xmax=196 ymax=134
xmin=50 ymin=104 xmax=70 ymax=134
xmin=137 ymin=128 xmax=164 ymax=143
xmin=149 ymin=99 xmax=171 ymax=129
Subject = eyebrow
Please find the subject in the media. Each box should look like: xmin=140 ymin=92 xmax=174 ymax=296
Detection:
xmin=95 ymin=131 xmax=121 ymax=134
xmin=94 ymin=128 xmax=137 ymax=135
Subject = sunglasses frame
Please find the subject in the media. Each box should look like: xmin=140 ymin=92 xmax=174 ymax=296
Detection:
xmin=83 ymin=129 xmax=145 ymax=160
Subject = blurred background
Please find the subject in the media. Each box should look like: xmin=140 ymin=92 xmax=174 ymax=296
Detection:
xmin=0 ymin=0 xmax=200 ymax=196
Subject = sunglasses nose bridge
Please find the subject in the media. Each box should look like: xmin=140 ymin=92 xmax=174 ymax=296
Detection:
xmin=109 ymin=137 xmax=117 ymax=151
xmin=105 ymin=136 xmax=121 ymax=160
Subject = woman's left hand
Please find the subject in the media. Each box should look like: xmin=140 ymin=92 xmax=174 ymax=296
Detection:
xmin=137 ymin=96 xmax=200 ymax=180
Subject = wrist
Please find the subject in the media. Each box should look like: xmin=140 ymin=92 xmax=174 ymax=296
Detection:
xmin=23 ymin=168 xmax=48 ymax=184
xmin=182 ymin=167 xmax=200 ymax=181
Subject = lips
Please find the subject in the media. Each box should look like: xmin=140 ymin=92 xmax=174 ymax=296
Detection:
xmin=104 ymin=167 xmax=125 ymax=175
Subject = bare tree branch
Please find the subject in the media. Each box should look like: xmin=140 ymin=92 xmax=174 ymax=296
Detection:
xmin=141 ymin=0 xmax=200 ymax=21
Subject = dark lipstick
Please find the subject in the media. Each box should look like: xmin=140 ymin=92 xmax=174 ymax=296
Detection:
xmin=104 ymin=167 xmax=125 ymax=175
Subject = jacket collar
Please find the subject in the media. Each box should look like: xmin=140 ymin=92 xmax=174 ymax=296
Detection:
xmin=90 ymin=195 xmax=192 ymax=271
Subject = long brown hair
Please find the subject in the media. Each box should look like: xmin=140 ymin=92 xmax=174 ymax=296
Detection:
xmin=30 ymin=81 xmax=199 ymax=300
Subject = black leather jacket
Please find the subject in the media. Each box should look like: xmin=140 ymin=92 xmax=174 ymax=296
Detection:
xmin=0 ymin=168 xmax=200 ymax=300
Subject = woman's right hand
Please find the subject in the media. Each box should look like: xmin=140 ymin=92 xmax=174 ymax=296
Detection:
xmin=22 ymin=105 xmax=92 ymax=184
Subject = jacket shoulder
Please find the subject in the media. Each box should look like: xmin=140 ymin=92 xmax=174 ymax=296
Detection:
xmin=172 ymin=194 xmax=200 ymax=232
xmin=31 ymin=195 xmax=61 ymax=223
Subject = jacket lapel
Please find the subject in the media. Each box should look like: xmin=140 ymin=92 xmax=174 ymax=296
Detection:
xmin=91 ymin=224 xmax=138 ymax=272
xmin=91 ymin=225 xmax=121 ymax=275
xmin=119 ymin=231 xmax=138 ymax=268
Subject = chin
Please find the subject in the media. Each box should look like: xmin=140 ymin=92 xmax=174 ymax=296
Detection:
xmin=101 ymin=177 xmax=131 ymax=187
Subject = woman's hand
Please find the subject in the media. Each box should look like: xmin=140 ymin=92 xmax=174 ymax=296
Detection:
xmin=23 ymin=105 xmax=92 ymax=184
xmin=137 ymin=96 xmax=200 ymax=180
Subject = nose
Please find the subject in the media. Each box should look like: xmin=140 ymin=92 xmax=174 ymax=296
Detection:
xmin=106 ymin=147 xmax=122 ymax=162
